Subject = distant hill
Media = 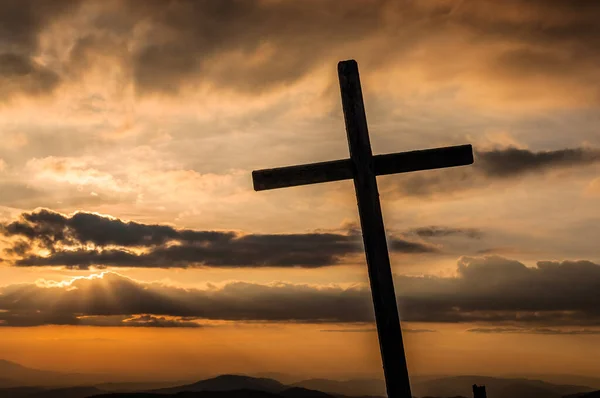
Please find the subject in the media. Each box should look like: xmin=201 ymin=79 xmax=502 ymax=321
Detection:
xmin=92 ymin=387 xmax=350 ymax=398
xmin=291 ymin=378 xmax=386 ymax=397
xmin=0 ymin=359 xmax=107 ymax=388
xmin=91 ymin=389 xmax=290 ymax=398
xmin=0 ymin=360 xmax=63 ymax=386
xmin=95 ymin=373 xmax=593 ymax=398
xmin=94 ymin=381 xmax=191 ymax=392
xmin=23 ymin=386 xmax=106 ymax=398
xmin=0 ymin=360 xmax=596 ymax=398
xmin=280 ymin=387 xmax=336 ymax=398
xmin=0 ymin=385 xmax=106 ymax=398
xmin=496 ymin=381 xmax=562 ymax=398
xmin=250 ymin=373 xmax=300 ymax=385
xmin=0 ymin=386 xmax=46 ymax=398
xmin=0 ymin=359 xmax=187 ymax=390
xmin=506 ymin=374 xmax=600 ymax=390
xmin=152 ymin=375 xmax=288 ymax=395
xmin=565 ymin=391 xmax=600 ymax=398
xmin=0 ymin=376 xmax=17 ymax=388
xmin=411 ymin=375 xmax=594 ymax=398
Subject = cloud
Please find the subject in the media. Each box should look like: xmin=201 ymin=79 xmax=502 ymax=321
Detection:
xmin=476 ymin=147 xmax=600 ymax=178
xmin=0 ymin=272 xmax=376 ymax=326
xmin=466 ymin=327 xmax=600 ymax=335
xmin=0 ymin=209 xmax=437 ymax=269
xmin=25 ymin=156 xmax=129 ymax=193
xmin=410 ymin=227 xmax=483 ymax=239
xmin=0 ymin=256 xmax=599 ymax=327
xmin=319 ymin=327 xmax=435 ymax=333
xmin=3 ymin=0 xmax=599 ymax=106
xmin=123 ymin=0 xmax=600 ymax=110
xmin=0 ymin=0 xmax=81 ymax=52
xmin=0 ymin=0 xmax=80 ymax=99
xmin=319 ymin=328 xmax=377 ymax=333
xmin=0 ymin=53 xmax=61 ymax=98
xmin=389 ymin=239 xmax=439 ymax=254
xmin=98 ymin=0 xmax=600 ymax=105
xmin=121 ymin=314 xmax=202 ymax=328
xmin=386 ymin=147 xmax=600 ymax=198
xmin=117 ymin=0 xmax=387 ymax=96
xmin=78 ymin=314 xmax=204 ymax=328
xmin=397 ymin=256 xmax=600 ymax=325
xmin=0 ymin=182 xmax=45 ymax=207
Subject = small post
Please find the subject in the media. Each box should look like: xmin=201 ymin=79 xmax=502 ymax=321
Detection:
xmin=473 ymin=384 xmax=487 ymax=398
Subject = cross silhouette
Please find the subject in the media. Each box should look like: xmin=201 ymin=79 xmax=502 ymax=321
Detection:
xmin=252 ymin=60 xmax=474 ymax=398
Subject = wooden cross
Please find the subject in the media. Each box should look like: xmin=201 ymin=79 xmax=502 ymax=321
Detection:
xmin=252 ymin=60 xmax=474 ymax=398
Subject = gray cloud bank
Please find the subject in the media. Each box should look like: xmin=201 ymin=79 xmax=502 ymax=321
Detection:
xmin=0 ymin=209 xmax=438 ymax=269
xmin=3 ymin=0 xmax=600 ymax=101
xmin=0 ymin=255 xmax=598 ymax=327
xmin=0 ymin=0 xmax=79 ymax=99
xmin=477 ymin=147 xmax=600 ymax=178
xmin=388 ymin=146 xmax=600 ymax=198
xmin=466 ymin=327 xmax=600 ymax=335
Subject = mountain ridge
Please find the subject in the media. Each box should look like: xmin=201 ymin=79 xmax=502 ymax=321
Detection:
xmin=0 ymin=359 xmax=596 ymax=398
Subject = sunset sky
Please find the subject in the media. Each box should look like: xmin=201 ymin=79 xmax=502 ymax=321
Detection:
xmin=0 ymin=0 xmax=599 ymax=382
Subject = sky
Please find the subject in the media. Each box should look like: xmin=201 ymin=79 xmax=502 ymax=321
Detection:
xmin=0 ymin=0 xmax=599 ymax=382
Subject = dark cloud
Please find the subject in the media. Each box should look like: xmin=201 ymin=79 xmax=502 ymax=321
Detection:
xmin=1 ymin=0 xmax=600 ymax=101
xmin=1 ymin=256 xmax=599 ymax=327
xmin=0 ymin=272 xmax=375 ymax=326
xmin=319 ymin=328 xmax=435 ymax=333
xmin=476 ymin=247 xmax=523 ymax=256
xmin=0 ymin=310 xmax=202 ymax=328
xmin=467 ymin=327 xmax=600 ymax=335
xmin=123 ymin=0 xmax=386 ymax=95
xmin=319 ymin=328 xmax=377 ymax=333
xmin=1 ymin=209 xmax=437 ymax=269
xmin=476 ymin=147 xmax=600 ymax=178
xmin=410 ymin=226 xmax=483 ymax=239
xmin=441 ymin=0 xmax=600 ymax=79
xmin=394 ymin=256 xmax=600 ymax=325
xmin=0 ymin=53 xmax=61 ymax=97
xmin=0 ymin=0 xmax=81 ymax=51
xmin=389 ymin=239 xmax=439 ymax=254
xmin=0 ymin=310 xmax=80 ymax=327
xmin=98 ymin=0 xmax=600 ymax=100
xmin=0 ymin=0 xmax=80 ymax=98
xmin=386 ymin=147 xmax=600 ymax=198
xmin=120 ymin=314 xmax=202 ymax=328
xmin=403 ymin=328 xmax=437 ymax=333
xmin=0 ymin=0 xmax=397 ymax=100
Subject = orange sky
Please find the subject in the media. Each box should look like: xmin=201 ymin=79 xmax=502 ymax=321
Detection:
xmin=3 ymin=323 xmax=600 ymax=380
xmin=0 ymin=0 xmax=599 ymax=381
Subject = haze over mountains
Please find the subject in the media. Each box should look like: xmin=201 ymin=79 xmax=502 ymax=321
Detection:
xmin=0 ymin=360 xmax=190 ymax=389
xmin=0 ymin=359 xmax=598 ymax=398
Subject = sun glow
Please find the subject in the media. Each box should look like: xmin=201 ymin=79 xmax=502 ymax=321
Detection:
xmin=34 ymin=271 xmax=121 ymax=289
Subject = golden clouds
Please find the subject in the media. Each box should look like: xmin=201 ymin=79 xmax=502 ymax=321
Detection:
xmin=2 ymin=255 xmax=600 ymax=327
xmin=25 ymin=156 xmax=128 ymax=192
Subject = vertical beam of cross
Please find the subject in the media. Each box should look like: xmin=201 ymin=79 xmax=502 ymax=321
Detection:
xmin=338 ymin=60 xmax=412 ymax=398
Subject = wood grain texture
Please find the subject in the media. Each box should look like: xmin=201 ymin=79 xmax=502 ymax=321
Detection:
xmin=252 ymin=144 xmax=473 ymax=191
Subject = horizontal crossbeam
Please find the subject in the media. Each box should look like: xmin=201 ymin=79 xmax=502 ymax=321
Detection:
xmin=252 ymin=144 xmax=473 ymax=191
